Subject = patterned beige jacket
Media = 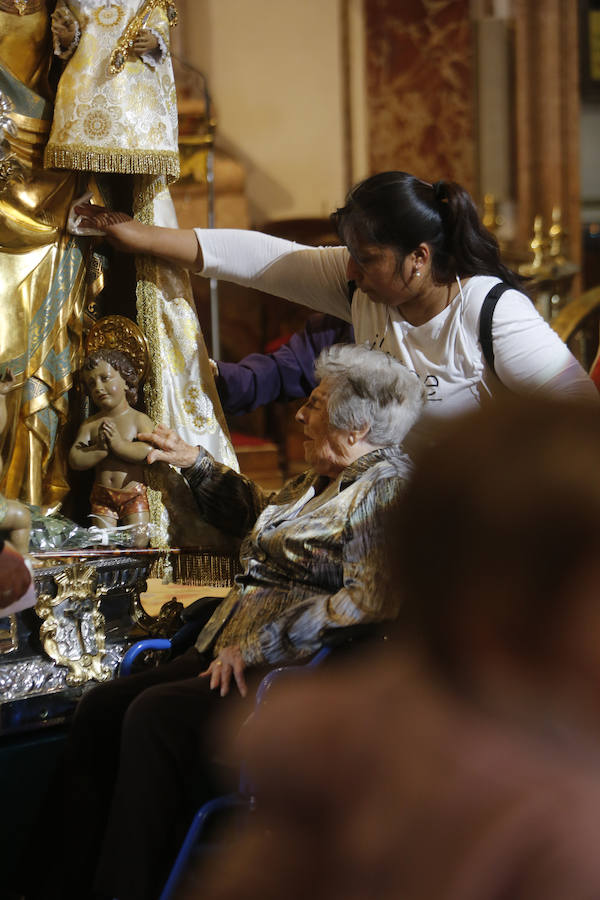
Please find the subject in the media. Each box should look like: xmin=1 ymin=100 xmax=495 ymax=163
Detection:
xmin=186 ymin=445 xmax=413 ymax=666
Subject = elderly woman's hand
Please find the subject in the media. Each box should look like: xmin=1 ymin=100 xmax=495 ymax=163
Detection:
xmin=201 ymin=645 xmax=247 ymax=698
xmin=199 ymin=646 xmax=248 ymax=697
xmin=137 ymin=424 xmax=200 ymax=468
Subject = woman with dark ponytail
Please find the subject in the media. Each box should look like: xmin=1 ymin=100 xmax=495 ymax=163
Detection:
xmin=334 ymin=172 xmax=522 ymax=290
xmin=74 ymin=171 xmax=598 ymax=452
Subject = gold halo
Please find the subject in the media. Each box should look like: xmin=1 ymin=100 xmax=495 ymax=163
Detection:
xmin=85 ymin=315 xmax=150 ymax=385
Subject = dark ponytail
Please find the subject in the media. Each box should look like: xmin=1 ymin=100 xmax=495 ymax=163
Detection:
xmin=331 ymin=172 xmax=522 ymax=290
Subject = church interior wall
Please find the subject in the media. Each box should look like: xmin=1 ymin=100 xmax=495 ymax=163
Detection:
xmin=179 ymin=0 xmax=353 ymax=226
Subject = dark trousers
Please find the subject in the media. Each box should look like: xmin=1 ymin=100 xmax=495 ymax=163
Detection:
xmin=27 ymin=648 xmax=268 ymax=900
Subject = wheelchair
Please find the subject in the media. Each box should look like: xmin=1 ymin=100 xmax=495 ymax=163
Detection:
xmin=119 ymin=608 xmax=390 ymax=900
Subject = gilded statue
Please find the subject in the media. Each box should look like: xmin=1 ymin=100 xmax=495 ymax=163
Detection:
xmin=0 ymin=369 xmax=31 ymax=556
xmin=0 ymin=0 xmax=93 ymax=510
xmin=1 ymin=1 xmax=235 ymax=553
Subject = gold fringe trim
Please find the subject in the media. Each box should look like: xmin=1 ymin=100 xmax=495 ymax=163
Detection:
xmin=150 ymin=550 xmax=240 ymax=587
xmin=44 ymin=145 xmax=180 ymax=178
xmin=137 ymin=276 xmax=167 ymax=551
xmin=134 ymin=174 xmax=169 ymax=563
xmin=133 ymin=172 xmax=171 ymax=210
xmin=110 ymin=0 xmax=178 ymax=74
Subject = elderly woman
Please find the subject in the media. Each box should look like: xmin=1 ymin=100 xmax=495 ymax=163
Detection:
xmin=31 ymin=344 xmax=424 ymax=900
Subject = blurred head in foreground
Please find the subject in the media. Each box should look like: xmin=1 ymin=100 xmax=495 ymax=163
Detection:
xmin=187 ymin=398 xmax=600 ymax=900
xmin=395 ymin=396 xmax=600 ymax=718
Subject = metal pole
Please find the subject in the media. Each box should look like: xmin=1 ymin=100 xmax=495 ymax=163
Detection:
xmin=173 ymin=55 xmax=220 ymax=359
xmin=206 ymin=142 xmax=220 ymax=359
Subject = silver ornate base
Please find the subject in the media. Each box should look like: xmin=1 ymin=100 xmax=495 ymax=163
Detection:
xmin=0 ymin=553 xmax=174 ymax=734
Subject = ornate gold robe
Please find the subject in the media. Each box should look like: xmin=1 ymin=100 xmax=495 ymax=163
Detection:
xmin=0 ymin=4 xmax=92 ymax=509
xmin=45 ymin=0 xmax=179 ymax=177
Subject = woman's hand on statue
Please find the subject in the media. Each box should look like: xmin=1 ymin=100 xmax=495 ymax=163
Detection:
xmin=201 ymin=645 xmax=248 ymax=698
xmin=51 ymin=8 xmax=77 ymax=48
xmin=71 ymin=201 xmax=202 ymax=267
xmin=133 ymin=29 xmax=159 ymax=56
xmin=138 ymin=424 xmax=200 ymax=468
xmin=72 ymin=203 xmax=149 ymax=253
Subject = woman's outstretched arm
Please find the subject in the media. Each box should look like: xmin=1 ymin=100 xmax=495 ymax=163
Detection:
xmin=75 ymin=203 xmax=352 ymax=319
xmin=73 ymin=203 xmax=203 ymax=269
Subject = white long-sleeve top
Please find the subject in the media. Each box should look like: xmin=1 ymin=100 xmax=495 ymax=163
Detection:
xmin=196 ymin=229 xmax=599 ymax=451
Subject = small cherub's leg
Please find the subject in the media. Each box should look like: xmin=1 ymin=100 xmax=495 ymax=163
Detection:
xmin=122 ymin=511 xmax=151 ymax=548
xmin=90 ymin=512 xmax=118 ymax=530
xmin=2 ymin=500 xmax=32 ymax=556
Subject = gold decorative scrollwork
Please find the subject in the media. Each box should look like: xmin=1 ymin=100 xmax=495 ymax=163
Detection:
xmin=35 ymin=563 xmax=112 ymax=685
xmin=129 ymin=595 xmax=183 ymax=637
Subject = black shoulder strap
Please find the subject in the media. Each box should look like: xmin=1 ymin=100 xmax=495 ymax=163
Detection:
xmin=479 ymin=282 xmax=511 ymax=378
xmin=347 ymin=280 xmax=356 ymax=310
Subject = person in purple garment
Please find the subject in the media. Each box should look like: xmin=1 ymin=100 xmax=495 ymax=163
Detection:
xmin=214 ymin=314 xmax=354 ymax=415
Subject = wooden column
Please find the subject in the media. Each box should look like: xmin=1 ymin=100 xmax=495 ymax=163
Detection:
xmin=514 ymin=0 xmax=581 ymax=268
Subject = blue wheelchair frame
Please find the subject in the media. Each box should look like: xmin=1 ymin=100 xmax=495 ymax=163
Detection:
xmin=118 ymin=637 xmax=332 ymax=900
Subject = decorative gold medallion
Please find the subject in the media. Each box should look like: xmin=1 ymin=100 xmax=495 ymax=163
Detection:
xmin=14 ymin=0 xmax=28 ymax=14
xmin=95 ymin=2 xmax=124 ymax=28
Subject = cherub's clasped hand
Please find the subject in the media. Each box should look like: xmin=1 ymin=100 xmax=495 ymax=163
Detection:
xmin=99 ymin=419 xmax=117 ymax=448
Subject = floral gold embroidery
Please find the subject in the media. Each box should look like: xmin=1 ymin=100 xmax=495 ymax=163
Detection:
xmin=83 ymin=108 xmax=112 ymax=140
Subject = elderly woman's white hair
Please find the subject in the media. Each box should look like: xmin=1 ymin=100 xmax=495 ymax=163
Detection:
xmin=314 ymin=343 xmax=426 ymax=446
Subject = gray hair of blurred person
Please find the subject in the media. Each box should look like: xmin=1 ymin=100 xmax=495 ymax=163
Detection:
xmin=314 ymin=343 xmax=426 ymax=446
